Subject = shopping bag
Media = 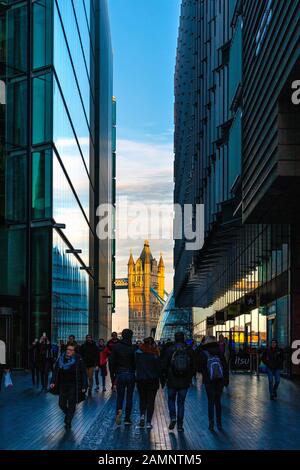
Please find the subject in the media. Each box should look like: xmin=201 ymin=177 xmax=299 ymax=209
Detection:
xmin=4 ymin=371 xmax=13 ymax=388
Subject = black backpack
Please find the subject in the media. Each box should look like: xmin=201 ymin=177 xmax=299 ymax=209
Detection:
xmin=171 ymin=346 xmax=191 ymax=377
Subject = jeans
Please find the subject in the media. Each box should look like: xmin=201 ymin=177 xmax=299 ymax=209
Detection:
xmin=267 ymin=368 xmax=281 ymax=396
xmin=167 ymin=387 xmax=188 ymax=426
xmin=204 ymin=382 xmax=224 ymax=424
xmin=137 ymin=385 xmax=158 ymax=423
xmin=59 ymin=383 xmax=77 ymax=425
xmin=116 ymin=371 xmax=135 ymax=418
xmin=109 ymin=361 xmax=116 ymax=387
xmin=95 ymin=365 xmax=107 ymax=388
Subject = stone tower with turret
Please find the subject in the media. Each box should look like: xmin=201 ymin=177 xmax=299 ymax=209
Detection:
xmin=128 ymin=241 xmax=165 ymax=340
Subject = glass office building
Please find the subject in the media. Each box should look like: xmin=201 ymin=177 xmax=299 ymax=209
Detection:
xmin=155 ymin=292 xmax=193 ymax=343
xmin=0 ymin=0 xmax=114 ymax=367
xmin=174 ymin=1 xmax=300 ymax=375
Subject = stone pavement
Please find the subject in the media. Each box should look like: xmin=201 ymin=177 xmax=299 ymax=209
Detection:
xmin=1 ymin=371 xmax=300 ymax=450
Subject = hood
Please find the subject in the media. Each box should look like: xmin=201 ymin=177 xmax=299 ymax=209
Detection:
xmin=139 ymin=343 xmax=160 ymax=356
xmin=201 ymin=342 xmax=220 ymax=355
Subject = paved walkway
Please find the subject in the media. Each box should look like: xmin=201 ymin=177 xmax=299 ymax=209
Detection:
xmin=1 ymin=371 xmax=300 ymax=450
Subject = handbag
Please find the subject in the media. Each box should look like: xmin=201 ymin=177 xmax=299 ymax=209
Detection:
xmin=4 ymin=371 xmax=13 ymax=388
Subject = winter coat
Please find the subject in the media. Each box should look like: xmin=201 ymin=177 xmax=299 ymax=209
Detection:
xmin=161 ymin=342 xmax=196 ymax=390
xmin=79 ymin=341 xmax=99 ymax=368
xmin=262 ymin=347 xmax=283 ymax=370
xmin=98 ymin=346 xmax=110 ymax=367
xmin=135 ymin=344 xmax=161 ymax=390
xmin=196 ymin=342 xmax=229 ymax=386
xmin=110 ymin=339 xmax=136 ymax=376
xmin=51 ymin=354 xmax=88 ymax=404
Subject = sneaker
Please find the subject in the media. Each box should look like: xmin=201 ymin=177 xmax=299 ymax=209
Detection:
xmin=115 ymin=410 xmax=122 ymax=426
xmin=124 ymin=417 xmax=132 ymax=425
xmin=139 ymin=415 xmax=145 ymax=427
xmin=177 ymin=424 xmax=184 ymax=432
xmin=103 ymin=387 xmax=106 ymax=392
xmin=146 ymin=423 xmax=153 ymax=430
xmin=270 ymin=394 xmax=275 ymax=401
xmin=209 ymin=421 xmax=214 ymax=431
xmin=169 ymin=420 xmax=176 ymax=431
xmin=95 ymin=387 xmax=99 ymax=392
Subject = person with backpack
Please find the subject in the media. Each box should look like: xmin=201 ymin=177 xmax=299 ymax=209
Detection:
xmin=161 ymin=331 xmax=195 ymax=432
xmin=197 ymin=335 xmax=229 ymax=431
xmin=135 ymin=337 xmax=161 ymax=429
xmin=261 ymin=339 xmax=283 ymax=400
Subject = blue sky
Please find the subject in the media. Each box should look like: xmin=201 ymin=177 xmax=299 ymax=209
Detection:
xmin=109 ymin=0 xmax=181 ymax=142
xmin=108 ymin=0 xmax=181 ymax=331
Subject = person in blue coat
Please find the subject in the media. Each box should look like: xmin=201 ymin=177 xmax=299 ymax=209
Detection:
xmin=135 ymin=337 xmax=161 ymax=429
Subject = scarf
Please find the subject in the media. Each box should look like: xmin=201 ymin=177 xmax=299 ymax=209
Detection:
xmin=58 ymin=354 xmax=76 ymax=370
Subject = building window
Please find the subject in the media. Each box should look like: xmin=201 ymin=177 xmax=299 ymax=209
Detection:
xmin=33 ymin=0 xmax=53 ymax=70
xmin=32 ymin=73 xmax=53 ymax=145
xmin=32 ymin=149 xmax=52 ymax=220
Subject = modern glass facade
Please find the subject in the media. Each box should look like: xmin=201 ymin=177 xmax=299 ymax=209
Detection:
xmin=0 ymin=0 xmax=114 ymax=367
xmin=174 ymin=0 xmax=300 ymax=375
xmin=155 ymin=292 xmax=193 ymax=343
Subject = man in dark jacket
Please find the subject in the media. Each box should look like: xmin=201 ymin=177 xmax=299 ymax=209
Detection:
xmin=161 ymin=332 xmax=195 ymax=432
xmin=197 ymin=335 xmax=229 ymax=431
xmin=29 ymin=339 xmax=41 ymax=387
xmin=50 ymin=344 xmax=87 ymax=429
xmin=110 ymin=329 xmax=136 ymax=425
xmin=107 ymin=331 xmax=120 ymax=390
xmin=262 ymin=339 xmax=283 ymax=400
xmin=79 ymin=335 xmax=99 ymax=396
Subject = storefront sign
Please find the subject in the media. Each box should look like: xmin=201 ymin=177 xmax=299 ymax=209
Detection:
xmin=231 ymin=352 xmax=251 ymax=371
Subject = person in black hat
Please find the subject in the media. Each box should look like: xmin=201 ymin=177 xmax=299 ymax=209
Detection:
xmin=110 ymin=329 xmax=136 ymax=425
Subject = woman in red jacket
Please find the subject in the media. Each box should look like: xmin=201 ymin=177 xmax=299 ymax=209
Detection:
xmin=95 ymin=339 xmax=110 ymax=392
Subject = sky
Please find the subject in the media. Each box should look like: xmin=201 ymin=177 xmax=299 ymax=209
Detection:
xmin=108 ymin=0 xmax=181 ymax=332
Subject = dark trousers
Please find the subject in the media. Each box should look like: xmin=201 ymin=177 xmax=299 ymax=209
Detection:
xmin=40 ymin=360 xmax=51 ymax=389
xmin=116 ymin=371 xmax=135 ymax=418
xmin=167 ymin=387 xmax=188 ymax=426
xmin=95 ymin=365 xmax=107 ymax=388
xmin=205 ymin=382 xmax=224 ymax=424
xmin=109 ymin=361 xmax=116 ymax=387
xmin=267 ymin=368 xmax=280 ymax=396
xmin=31 ymin=365 xmax=40 ymax=386
xmin=59 ymin=383 xmax=77 ymax=425
xmin=137 ymin=384 xmax=158 ymax=423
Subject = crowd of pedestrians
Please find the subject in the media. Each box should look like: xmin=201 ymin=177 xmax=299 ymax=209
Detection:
xmin=0 ymin=328 xmax=285 ymax=433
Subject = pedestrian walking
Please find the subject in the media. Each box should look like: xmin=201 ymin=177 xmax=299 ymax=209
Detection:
xmin=79 ymin=335 xmax=99 ymax=396
xmin=110 ymin=329 xmax=136 ymax=426
xmin=29 ymin=339 xmax=41 ymax=387
xmin=161 ymin=332 xmax=195 ymax=432
xmin=107 ymin=332 xmax=119 ymax=390
xmin=262 ymin=339 xmax=283 ymax=400
xmin=95 ymin=339 xmax=109 ymax=392
xmin=39 ymin=334 xmax=53 ymax=391
xmin=219 ymin=334 xmax=230 ymax=364
xmin=197 ymin=335 xmax=229 ymax=431
xmin=135 ymin=337 xmax=161 ymax=429
xmin=50 ymin=344 xmax=88 ymax=429
xmin=0 ymin=339 xmax=8 ymax=392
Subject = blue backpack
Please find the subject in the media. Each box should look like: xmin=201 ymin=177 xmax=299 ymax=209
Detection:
xmin=204 ymin=351 xmax=224 ymax=381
